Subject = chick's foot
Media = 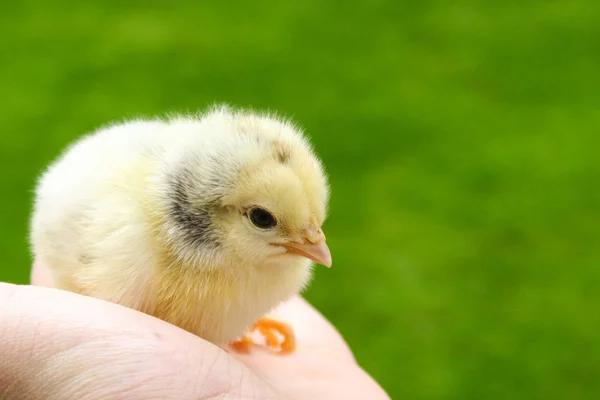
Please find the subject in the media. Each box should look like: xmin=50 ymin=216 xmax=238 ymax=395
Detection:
xmin=229 ymin=318 xmax=296 ymax=355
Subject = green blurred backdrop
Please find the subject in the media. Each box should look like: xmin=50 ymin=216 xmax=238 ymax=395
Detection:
xmin=1 ymin=1 xmax=599 ymax=398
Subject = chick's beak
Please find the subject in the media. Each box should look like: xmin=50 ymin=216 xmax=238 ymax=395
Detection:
xmin=282 ymin=228 xmax=332 ymax=267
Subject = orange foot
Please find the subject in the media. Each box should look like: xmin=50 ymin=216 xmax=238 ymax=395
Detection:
xmin=229 ymin=318 xmax=296 ymax=355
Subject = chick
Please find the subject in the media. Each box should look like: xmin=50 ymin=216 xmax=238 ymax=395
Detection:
xmin=29 ymin=105 xmax=331 ymax=354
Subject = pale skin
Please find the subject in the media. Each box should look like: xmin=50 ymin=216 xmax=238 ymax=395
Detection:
xmin=0 ymin=261 xmax=390 ymax=400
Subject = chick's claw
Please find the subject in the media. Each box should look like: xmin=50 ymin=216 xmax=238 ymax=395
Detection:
xmin=228 ymin=335 xmax=253 ymax=354
xmin=229 ymin=318 xmax=296 ymax=355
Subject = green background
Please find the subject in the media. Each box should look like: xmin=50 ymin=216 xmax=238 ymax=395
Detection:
xmin=1 ymin=1 xmax=598 ymax=398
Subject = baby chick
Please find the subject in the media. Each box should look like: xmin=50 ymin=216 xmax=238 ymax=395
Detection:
xmin=29 ymin=105 xmax=331 ymax=354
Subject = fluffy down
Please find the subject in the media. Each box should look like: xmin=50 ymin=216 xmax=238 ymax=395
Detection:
xmin=30 ymin=105 xmax=330 ymax=346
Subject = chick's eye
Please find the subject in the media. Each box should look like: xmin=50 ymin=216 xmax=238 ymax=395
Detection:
xmin=249 ymin=208 xmax=277 ymax=229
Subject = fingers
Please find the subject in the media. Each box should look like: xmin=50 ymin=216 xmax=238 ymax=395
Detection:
xmin=0 ymin=283 xmax=273 ymax=400
xmin=25 ymin=261 xmax=363 ymax=397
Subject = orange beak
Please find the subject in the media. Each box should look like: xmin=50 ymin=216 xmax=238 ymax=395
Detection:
xmin=281 ymin=227 xmax=332 ymax=267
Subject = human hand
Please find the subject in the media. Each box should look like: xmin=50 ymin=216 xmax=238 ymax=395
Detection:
xmin=0 ymin=262 xmax=389 ymax=399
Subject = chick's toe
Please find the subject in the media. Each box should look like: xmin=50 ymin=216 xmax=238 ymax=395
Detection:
xmin=229 ymin=318 xmax=296 ymax=355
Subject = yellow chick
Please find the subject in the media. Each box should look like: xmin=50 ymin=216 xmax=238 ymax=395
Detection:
xmin=29 ymin=105 xmax=331 ymax=354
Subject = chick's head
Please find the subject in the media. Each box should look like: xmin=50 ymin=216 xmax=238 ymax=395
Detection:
xmin=219 ymin=147 xmax=330 ymax=269
xmin=161 ymin=108 xmax=331 ymax=271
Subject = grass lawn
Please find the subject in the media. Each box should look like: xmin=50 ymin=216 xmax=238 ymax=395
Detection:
xmin=1 ymin=1 xmax=599 ymax=398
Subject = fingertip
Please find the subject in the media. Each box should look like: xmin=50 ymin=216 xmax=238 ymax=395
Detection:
xmin=271 ymin=296 xmax=356 ymax=362
xmin=30 ymin=259 xmax=55 ymax=287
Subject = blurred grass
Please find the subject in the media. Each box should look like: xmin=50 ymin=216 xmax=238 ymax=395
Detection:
xmin=1 ymin=1 xmax=599 ymax=398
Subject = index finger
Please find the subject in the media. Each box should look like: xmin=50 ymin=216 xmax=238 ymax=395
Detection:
xmin=0 ymin=282 xmax=270 ymax=399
